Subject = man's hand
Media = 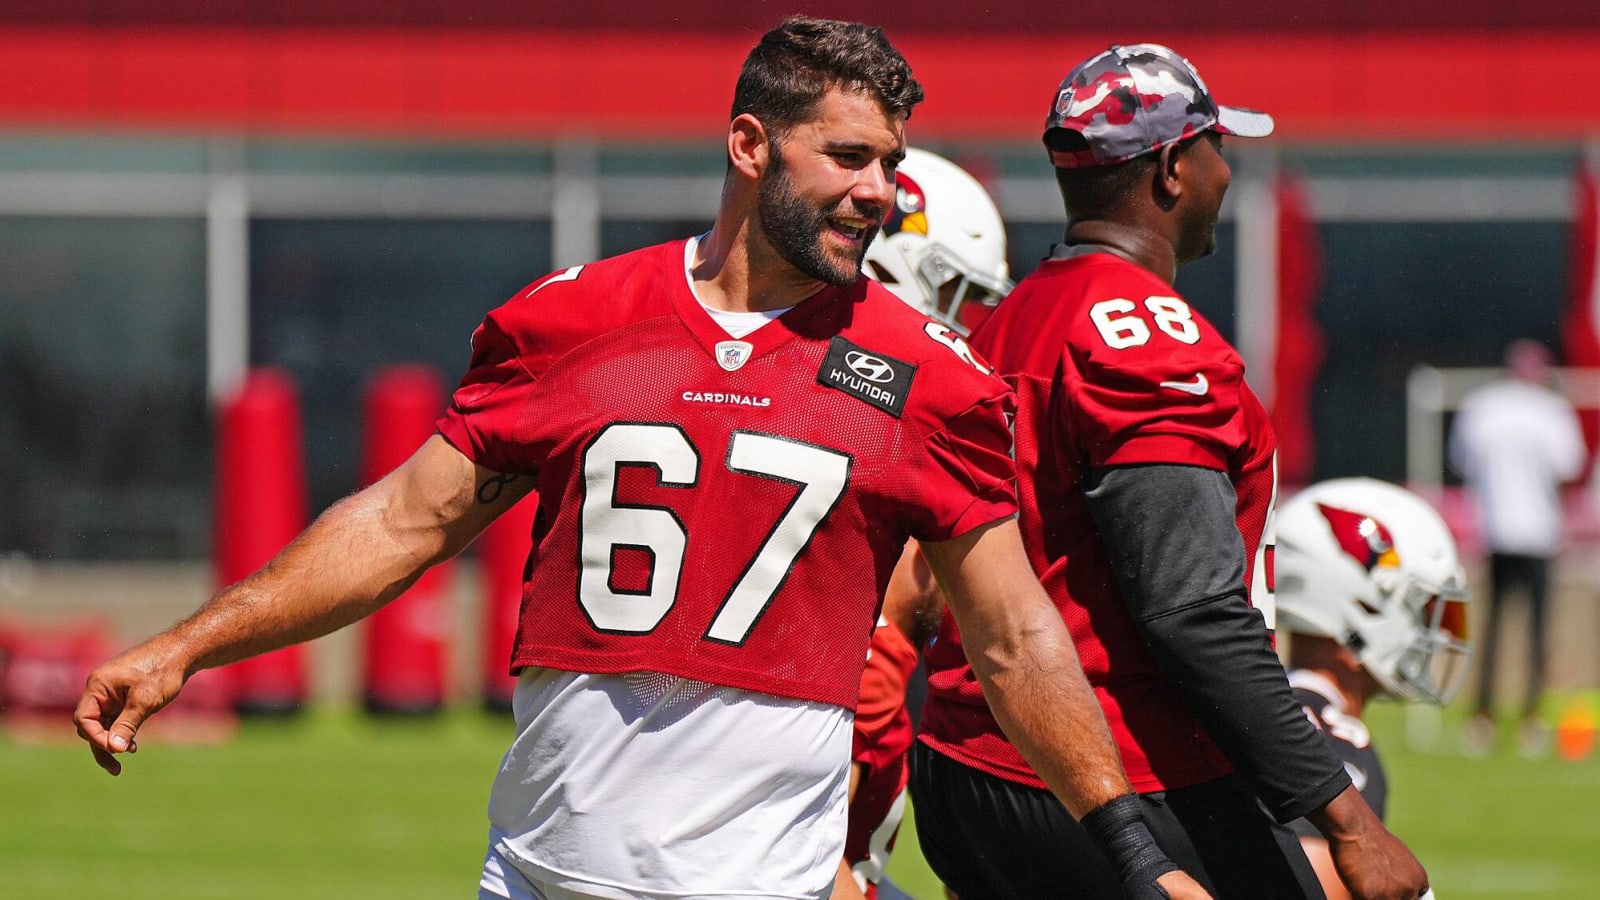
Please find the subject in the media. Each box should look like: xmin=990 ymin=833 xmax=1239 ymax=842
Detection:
xmin=1309 ymin=785 xmax=1429 ymax=900
xmin=1156 ymin=871 xmax=1212 ymax=900
xmin=73 ymin=640 xmax=188 ymax=776
xmin=1079 ymin=793 xmax=1212 ymax=900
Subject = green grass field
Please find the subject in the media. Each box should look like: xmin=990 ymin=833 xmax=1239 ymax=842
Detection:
xmin=5 ymin=701 xmax=1598 ymax=899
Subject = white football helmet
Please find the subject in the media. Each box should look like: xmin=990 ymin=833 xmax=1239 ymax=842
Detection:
xmin=1275 ymin=478 xmax=1472 ymax=704
xmin=864 ymin=147 xmax=1013 ymax=334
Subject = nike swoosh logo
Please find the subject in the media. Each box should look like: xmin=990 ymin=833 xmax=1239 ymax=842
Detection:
xmin=1159 ymin=374 xmax=1210 ymax=396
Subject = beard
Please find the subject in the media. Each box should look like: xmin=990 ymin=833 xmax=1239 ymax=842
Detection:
xmin=757 ymin=147 xmax=879 ymax=287
xmin=1178 ymin=207 xmax=1221 ymax=264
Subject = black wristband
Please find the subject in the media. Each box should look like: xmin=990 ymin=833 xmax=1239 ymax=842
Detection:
xmin=1081 ymin=793 xmax=1178 ymax=900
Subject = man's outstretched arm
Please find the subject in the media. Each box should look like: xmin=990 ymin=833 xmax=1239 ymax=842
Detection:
xmin=922 ymin=518 xmax=1210 ymax=900
xmin=73 ymin=434 xmax=533 ymax=775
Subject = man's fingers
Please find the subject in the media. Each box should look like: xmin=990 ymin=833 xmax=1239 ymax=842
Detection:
xmin=89 ymin=742 xmax=123 ymax=776
xmin=105 ymin=688 xmax=161 ymax=752
xmin=73 ymin=673 xmax=152 ymax=773
xmin=77 ymin=693 xmax=126 ymax=775
xmin=72 ymin=684 xmax=119 ymax=748
xmin=1156 ymin=871 xmax=1213 ymax=900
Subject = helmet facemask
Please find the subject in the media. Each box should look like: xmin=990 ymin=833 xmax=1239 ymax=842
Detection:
xmin=912 ymin=243 xmax=1013 ymax=336
xmin=1357 ymin=573 xmax=1472 ymax=704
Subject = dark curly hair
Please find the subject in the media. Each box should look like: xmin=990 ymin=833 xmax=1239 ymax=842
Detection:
xmin=731 ymin=16 xmax=924 ymax=142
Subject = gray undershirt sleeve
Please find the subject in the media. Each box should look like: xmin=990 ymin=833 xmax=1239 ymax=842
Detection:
xmin=1083 ymin=463 xmax=1351 ymax=822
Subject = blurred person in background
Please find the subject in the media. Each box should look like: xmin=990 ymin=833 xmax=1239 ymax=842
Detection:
xmin=836 ymin=147 xmax=1011 ymax=900
xmin=1275 ymin=478 xmax=1473 ymax=900
xmin=1449 ymin=338 xmax=1585 ymax=757
xmin=73 ymin=17 xmax=1205 ymax=900
xmin=913 ymin=42 xmax=1433 ymax=899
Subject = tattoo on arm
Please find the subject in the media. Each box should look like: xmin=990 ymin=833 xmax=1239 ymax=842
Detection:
xmin=476 ymin=473 xmax=521 ymax=505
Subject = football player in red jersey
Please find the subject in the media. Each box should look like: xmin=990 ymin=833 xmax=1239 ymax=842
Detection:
xmin=73 ymin=19 xmax=1205 ymax=900
xmin=1276 ymin=478 xmax=1471 ymax=900
xmin=914 ymin=43 xmax=1433 ymax=900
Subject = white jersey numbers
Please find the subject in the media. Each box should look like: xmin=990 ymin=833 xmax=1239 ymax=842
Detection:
xmin=578 ymin=423 xmax=851 ymax=644
xmin=524 ymin=265 xmax=585 ymax=298
xmin=1251 ymin=454 xmax=1280 ymax=632
xmin=1088 ymin=295 xmax=1201 ymax=349
xmin=923 ymin=321 xmax=993 ymax=374
xmin=579 ymin=423 xmax=698 ymax=633
xmin=710 ymin=432 xmax=851 ymax=643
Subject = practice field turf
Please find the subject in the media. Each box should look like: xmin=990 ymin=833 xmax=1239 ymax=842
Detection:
xmin=5 ymin=702 xmax=1598 ymax=899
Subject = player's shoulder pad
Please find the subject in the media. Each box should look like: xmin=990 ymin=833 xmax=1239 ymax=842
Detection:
xmin=507 ymin=241 xmax=674 ymax=309
xmin=852 ymin=281 xmax=1002 ymax=378
xmin=485 ymin=242 xmax=679 ymax=348
xmin=838 ymin=282 xmax=1009 ymax=416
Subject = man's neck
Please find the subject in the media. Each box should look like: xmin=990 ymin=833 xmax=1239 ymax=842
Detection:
xmin=1061 ymin=219 xmax=1177 ymax=285
xmin=692 ymin=221 xmax=831 ymax=314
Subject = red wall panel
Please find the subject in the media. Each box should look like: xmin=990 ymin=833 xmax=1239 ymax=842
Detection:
xmin=3 ymin=1 xmax=1597 ymax=31
xmin=2 ymin=26 xmax=1597 ymax=142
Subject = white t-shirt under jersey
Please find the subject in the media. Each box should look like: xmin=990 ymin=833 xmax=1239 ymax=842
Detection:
xmin=486 ymin=668 xmax=852 ymax=900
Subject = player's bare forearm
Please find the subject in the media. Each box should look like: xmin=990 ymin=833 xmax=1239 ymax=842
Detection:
xmin=1299 ymin=836 xmax=1353 ymax=900
xmin=882 ymin=540 xmax=944 ymax=646
xmin=960 ymin=606 xmax=1128 ymax=817
xmin=926 ymin=523 xmax=1204 ymax=898
xmin=923 ymin=520 xmax=1129 ymax=818
xmin=832 ymin=859 xmax=868 ymax=900
xmin=169 ymin=435 xmax=523 ymax=672
xmin=74 ymin=435 xmax=532 ymax=774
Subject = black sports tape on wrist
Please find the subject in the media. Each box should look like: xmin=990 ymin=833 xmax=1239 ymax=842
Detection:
xmin=1081 ymin=793 xmax=1178 ymax=895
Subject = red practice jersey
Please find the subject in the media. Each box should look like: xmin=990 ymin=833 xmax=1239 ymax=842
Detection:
xmin=920 ymin=250 xmax=1279 ymax=792
xmin=845 ymin=618 xmax=919 ymax=897
xmin=437 ymin=240 xmax=1017 ymax=710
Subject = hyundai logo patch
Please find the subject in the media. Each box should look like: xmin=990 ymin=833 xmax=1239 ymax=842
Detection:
xmin=844 ymin=350 xmax=896 ymax=383
xmin=817 ymin=337 xmax=915 ymax=417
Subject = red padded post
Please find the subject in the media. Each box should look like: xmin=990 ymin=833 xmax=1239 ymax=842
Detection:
xmin=214 ymin=368 xmax=309 ymax=714
xmin=359 ymin=365 xmax=451 ymax=714
xmin=476 ymin=491 xmax=537 ymax=711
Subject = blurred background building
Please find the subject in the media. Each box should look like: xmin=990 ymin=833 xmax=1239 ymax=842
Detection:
xmin=2 ymin=0 xmax=1598 ymax=575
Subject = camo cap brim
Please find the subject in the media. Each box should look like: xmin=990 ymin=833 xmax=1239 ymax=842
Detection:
xmin=1044 ymin=43 xmax=1274 ymax=169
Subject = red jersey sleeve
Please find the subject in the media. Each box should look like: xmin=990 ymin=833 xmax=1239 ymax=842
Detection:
xmin=1063 ymin=291 xmax=1248 ymax=471
xmin=436 ymin=265 xmax=606 ymax=475
xmin=912 ymin=380 xmax=1019 ymax=543
xmin=436 ymin=309 xmax=541 ymax=475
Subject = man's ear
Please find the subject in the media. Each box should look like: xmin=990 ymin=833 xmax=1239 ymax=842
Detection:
xmin=1155 ymin=142 xmax=1183 ymax=211
xmin=729 ymin=113 xmax=770 ymax=180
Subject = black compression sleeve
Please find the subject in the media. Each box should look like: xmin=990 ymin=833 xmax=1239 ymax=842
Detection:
xmin=1083 ymin=464 xmax=1351 ymax=822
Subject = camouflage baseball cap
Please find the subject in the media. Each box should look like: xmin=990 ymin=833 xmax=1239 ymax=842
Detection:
xmin=1044 ymin=43 xmax=1274 ymax=169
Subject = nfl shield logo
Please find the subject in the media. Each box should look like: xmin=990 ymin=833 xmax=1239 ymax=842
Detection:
xmin=715 ymin=340 xmax=754 ymax=371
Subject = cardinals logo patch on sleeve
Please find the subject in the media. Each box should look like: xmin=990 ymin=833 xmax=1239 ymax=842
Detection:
xmin=816 ymin=337 xmax=916 ymax=418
